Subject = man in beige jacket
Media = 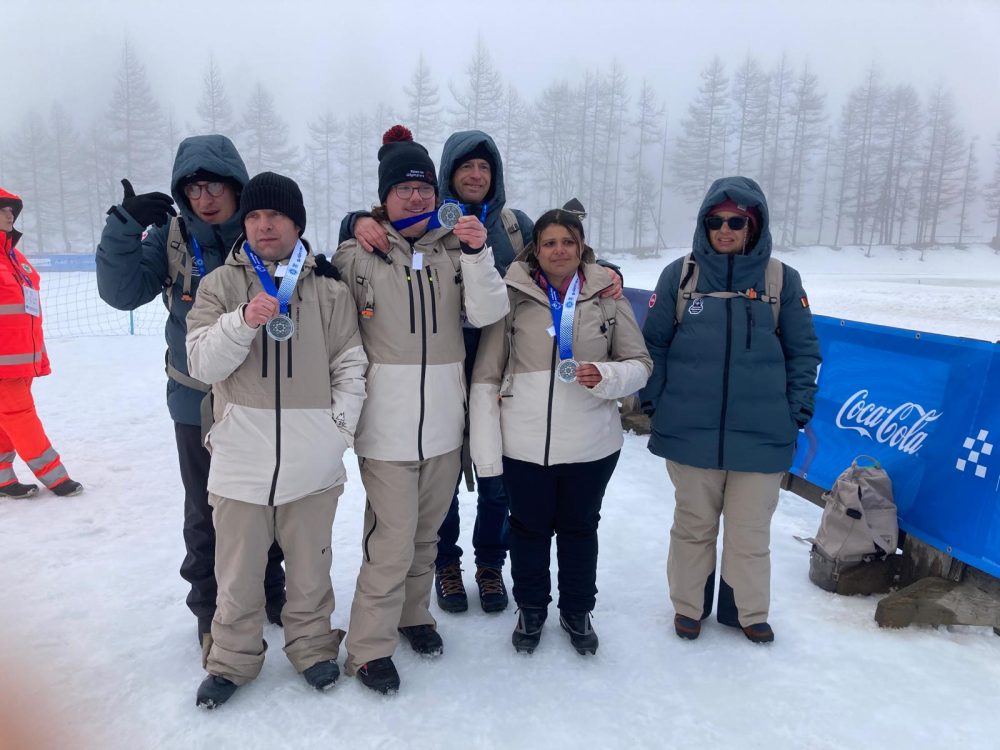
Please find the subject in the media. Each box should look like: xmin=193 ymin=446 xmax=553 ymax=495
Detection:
xmin=186 ymin=172 xmax=367 ymax=709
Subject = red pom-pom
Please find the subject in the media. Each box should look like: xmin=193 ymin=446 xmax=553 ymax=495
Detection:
xmin=382 ymin=125 xmax=414 ymax=145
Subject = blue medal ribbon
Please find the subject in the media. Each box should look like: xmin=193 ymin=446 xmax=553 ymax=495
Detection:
xmin=189 ymin=237 xmax=208 ymax=278
xmin=545 ymin=272 xmax=581 ymax=361
xmin=243 ymin=240 xmax=308 ymax=315
xmin=388 ymin=200 xmax=488 ymax=232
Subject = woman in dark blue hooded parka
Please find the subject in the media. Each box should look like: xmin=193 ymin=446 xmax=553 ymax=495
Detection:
xmin=639 ymin=177 xmax=820 ymax=644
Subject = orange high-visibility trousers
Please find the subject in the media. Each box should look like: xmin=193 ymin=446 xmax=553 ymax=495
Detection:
xmin=0 ymin=378 xmax=70 ymax=490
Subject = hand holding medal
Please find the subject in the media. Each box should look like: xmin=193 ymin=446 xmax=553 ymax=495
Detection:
xmin=244 ymin=292 xmax=279 ymax=328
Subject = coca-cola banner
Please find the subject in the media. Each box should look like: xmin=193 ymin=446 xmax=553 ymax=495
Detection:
xmin=791 ymin=316 xmax=1000 ymax=578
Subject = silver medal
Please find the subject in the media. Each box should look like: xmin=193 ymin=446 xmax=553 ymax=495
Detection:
xmin=557 ymin=358 xmax=579 ymax=384
xmin=437 ymin=203 xmax=463 ymax=229
xmin=265 ymin=314 xmax=295 ymax=341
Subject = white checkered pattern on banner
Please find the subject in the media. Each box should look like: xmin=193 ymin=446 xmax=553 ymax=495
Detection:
xmin=955 ymin=429 xmax=993 ymax=479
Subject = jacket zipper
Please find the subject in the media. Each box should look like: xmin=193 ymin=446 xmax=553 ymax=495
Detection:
xmin=718 ymin=256 xmax=734 ymax=468
xmin=416 ymin=270 xmax=428 ymax=461
xmin=406 ymin=267 xmax=416 ymax=334
xmin=427 ymin=267 xmax=438 ymax=333
xmin=543 ymin=339 xmax=557 ymax=466
xmin=745 ymin=301 xmax=753 ymax=351
xmin=267 ymin=338 xmax=282 ymax=506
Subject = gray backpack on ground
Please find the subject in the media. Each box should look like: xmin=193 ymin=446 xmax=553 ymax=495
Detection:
xmin=808 ymin=456 xmax=899 ymax=592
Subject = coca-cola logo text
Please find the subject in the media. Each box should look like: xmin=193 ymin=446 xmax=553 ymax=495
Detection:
xmin=835 ymin=389 xmax=942 ymax=455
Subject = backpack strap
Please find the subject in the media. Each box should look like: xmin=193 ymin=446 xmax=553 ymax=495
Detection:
xmin=675 ymin=253 xmax=784 ymax=331
xmin=501 ymin=207 xmax=525 ymax=257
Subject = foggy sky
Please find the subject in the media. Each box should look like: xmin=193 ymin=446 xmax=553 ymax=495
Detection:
xmin=9 ymin=0 xmax=1000 ymax=150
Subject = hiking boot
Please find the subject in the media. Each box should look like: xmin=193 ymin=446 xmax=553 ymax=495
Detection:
xmin=475 ymin=565 xmax=509 ymax=612
xmin=435 ymin=563 xmax=468 ymax=613
xmin=196 ymin=675 xmax=238 ymax=709
xmin=398 ymin=624 xmax=443 ymax=656
xmin=511 ymin=607 xmax=547 ymax=654
xmin=742 ymin=622 xmax=775 ymax=644
xmin=0 ymin=481 xmax=38 ymax=499
xmin=357 ymin=657 xmax=400 ymax=695
xmin=265 ymin=597 xmax=285 ymax=627
xmin=673 ymin=614 xmax=702 ymax=640
xmin=303 ymin=659 xmax=340 ymax=691
xmin=559 ymin=611 xmax=599 ymax=655
xmin=51 ymin=479 xmax=83 ymax=497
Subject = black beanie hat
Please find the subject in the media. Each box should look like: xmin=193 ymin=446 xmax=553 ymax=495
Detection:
xmin=455 ymin=141 xmax=495 ymax=173
xmin=377 ymin=125 xmax=437 ymax=203
xmin=239 ymin=172 xmax=306 ymax=235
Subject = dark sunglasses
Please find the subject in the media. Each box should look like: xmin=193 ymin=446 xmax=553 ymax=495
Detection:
xmin=183 ymin=181 xmax=227 ymax=200
xmin=705 ymin=215 xmax=749 ymax=231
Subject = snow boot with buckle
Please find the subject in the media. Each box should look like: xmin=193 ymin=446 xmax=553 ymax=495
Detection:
xmin=559 ymin=611 xmax=599 ymax=655
xmin=511 ymin=607 xmax=548 ymax=654
xmin=398 ymin=624 xmax=443 ymax=656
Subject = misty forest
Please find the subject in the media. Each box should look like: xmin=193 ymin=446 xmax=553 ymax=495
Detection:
xmin=4 ymin=37 xmax=1000 ymax=258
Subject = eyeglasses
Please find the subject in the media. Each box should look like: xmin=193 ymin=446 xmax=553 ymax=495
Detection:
xmin=183 ymin=181 xmax=227 ymax=200
xmin=393 ymin=184 xmax=436 ymax=199
xmin=705 ymin=216 xmax=749 ymax=232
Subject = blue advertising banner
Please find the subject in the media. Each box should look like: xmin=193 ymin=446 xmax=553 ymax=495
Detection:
xmin=791 ymin=317 xmax=1000 ymax=579
xmin=26 ymin=254 xmax=96 ymax=272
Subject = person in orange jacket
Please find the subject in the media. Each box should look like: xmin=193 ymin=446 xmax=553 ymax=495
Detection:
xmin=0 ymin=187 xmax=82 ymax=499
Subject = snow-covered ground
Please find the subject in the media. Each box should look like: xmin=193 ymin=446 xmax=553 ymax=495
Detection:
xmin=1 ymin=245 xmax=998 ymax=749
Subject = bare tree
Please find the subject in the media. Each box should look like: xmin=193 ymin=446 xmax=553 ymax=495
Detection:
xmin=497 ymin=83 xmax=533 ymax=210
xmin=7 ymin=112 xmax=53 ymax=253
xmin=307 ymin=112 xmax=341 ymax=250
xmin=984 ymin=131 xmax=1000 ymax=250
xmin=627 ymin=80 xmax=663 ymax=251
xmin=731 ymin=54 xmax=769 ymax=176
xmin=956 ymin=138 xmax=978 ymax=247
xmin=48 ymin=103 xmax=88 ymax=251
xmin=781 ymin=63 xmax=826 ymax=245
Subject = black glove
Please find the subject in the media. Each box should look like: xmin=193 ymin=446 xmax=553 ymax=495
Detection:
xmin=119 ymin=178 xmax=176 ymax=228
xmin=641 ymin=400 xmax=656 ymax=418
xmin=314 ymin=254 xmax=342 ymax=280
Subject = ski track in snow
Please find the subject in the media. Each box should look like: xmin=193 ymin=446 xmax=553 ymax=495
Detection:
xmin=1 ymin=246 xmax=998 ymax=749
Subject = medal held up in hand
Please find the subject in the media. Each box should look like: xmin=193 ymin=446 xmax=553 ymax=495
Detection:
xmin=557 ymin=358 xmax=580 ymax=383
xmin=265 ymin=314 xmax=295 ymax=341
xmin=437 ymin=202 xmax=463 ymax=229
xmin=244 ymin=240 xmax=308 ymax=342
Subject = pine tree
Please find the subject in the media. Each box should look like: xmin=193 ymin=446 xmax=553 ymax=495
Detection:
xmin=984 ymin=131 xmax=1000 ymax=250
xmin=307 ymin=112 xmax=341 ymax=250
xmin=731 ymin=54 xmax=769 ymax=177
xmin=448 ymin=36 xmax=504 ymax=133
xmin=48 ymin=103 xmax=88 ymax=252
xmin=781 ymin=64 xmax=826 ymax=246
xmin=627 ymin=80 xmax=663 ymax=252
xmin=107 ymin=39 xmax=166 ymax=188
xmin=672 ymin=57 xmax=729 ymax=202
xmin=498 ymin=83 xmax=532 ymax=210
xmin=955 ymin=138 xmax=978 ymax=247
xmin=239 ymin=83 xmax=299 ymax=176
xmin=7 ymin=112 xmax=53 ymax=253
xmin=196 ymin=55 xmax=235 ymax=135
xmin=405 ymin=54 xmax=443 ymax=150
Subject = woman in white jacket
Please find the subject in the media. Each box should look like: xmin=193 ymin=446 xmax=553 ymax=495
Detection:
xmin=470 ymin=208 xmax=651 ymax=655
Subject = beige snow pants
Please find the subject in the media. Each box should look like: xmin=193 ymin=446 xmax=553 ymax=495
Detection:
xmin=345 ymin=449 xmax=461 ymax=675
xmin=205 ymin=486 xmax=343 ymax=685
xmin=666 ymin=460 xmax=781 ymax=627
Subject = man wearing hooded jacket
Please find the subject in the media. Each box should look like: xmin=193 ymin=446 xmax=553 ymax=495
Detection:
xmin=96 ymin=135 xmax=285 ymax=645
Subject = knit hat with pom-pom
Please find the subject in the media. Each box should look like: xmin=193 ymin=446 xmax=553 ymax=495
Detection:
xmin=377 ymin=125 xmax=437 ymax=203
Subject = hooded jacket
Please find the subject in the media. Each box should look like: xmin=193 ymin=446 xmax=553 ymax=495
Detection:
xmin=638 ymin=176 xmax=821 ymax=474
xmin=96 ymin=135 xmax=250 ymax=426
xmin=0 ymin=188 xmax=49 ymax=378
xmin=332 ymin=223 xmax=508 ymax=462
xmin=470 ymin=261 xmax=651 ymax=474
xmin=186 ymin=241 xmax=367 ymax=506
xmin=438 ymin=130 xmax=533 ymax=274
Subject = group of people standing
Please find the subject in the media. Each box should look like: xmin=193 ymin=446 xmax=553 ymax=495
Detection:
xmin=1 ymin=117 xmax=820 ymax=709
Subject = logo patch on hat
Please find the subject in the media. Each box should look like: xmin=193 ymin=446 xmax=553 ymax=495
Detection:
xmin=688 ymin=299 xmax=704 ymax=315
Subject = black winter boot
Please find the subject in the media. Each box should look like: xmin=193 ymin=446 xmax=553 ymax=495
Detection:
xmin=0 ymin=481 xmax=38 ymax=499
xmin=51 ymin=479 xmax=83 ymax=497
xmin=398 ymin=624 xmax=443 ymax=656
xmin=559 ymin=611 xmax=599 ymax=655
xmin=303 ymin=659 xmax=340 ymax=690
xmin=357 ymin=657 xmax=401 ymax=694
xmin=435 ymin=563 xmax=468 ymax=613
xmin=196 ymin=675 xmax=238 ymax=709
xmin=511 ymin=607 xmax=547 ymax=654
xmin=475 ymin=565 xmax=509 ymax=612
